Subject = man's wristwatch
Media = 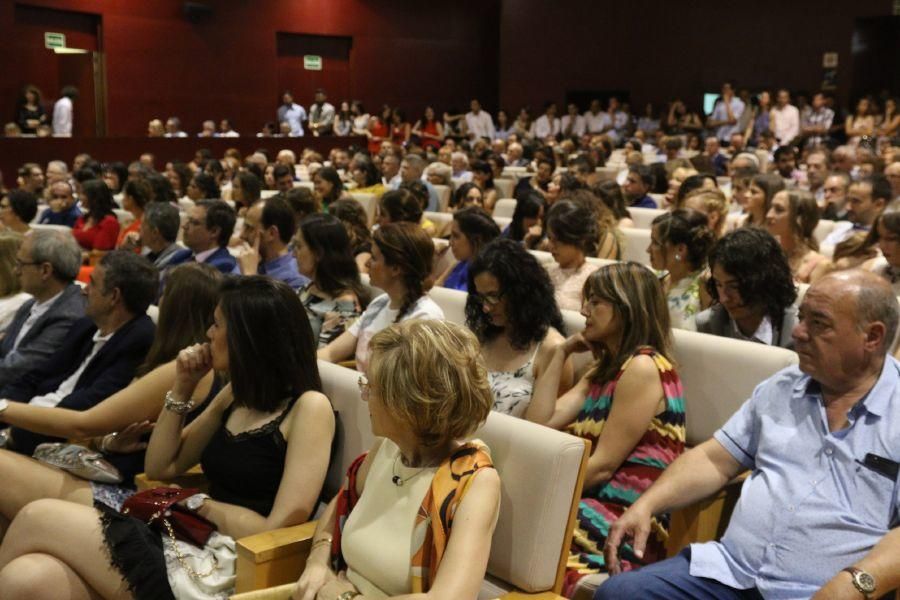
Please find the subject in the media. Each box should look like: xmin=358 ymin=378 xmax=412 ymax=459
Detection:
xmin=843 ymin=567 xmax=876 ymax=599
xmin=184 ymin=493 xmax=211 ymax=512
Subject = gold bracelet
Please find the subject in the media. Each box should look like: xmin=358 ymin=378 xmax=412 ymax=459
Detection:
xmin=310 ymin=536 xmax=332 ymax=551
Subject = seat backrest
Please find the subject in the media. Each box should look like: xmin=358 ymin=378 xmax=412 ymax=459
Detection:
xmin=114 ymin=208 xmax=135 ymax=228
xmin=493 ymin=198 xmax=517 ymax=219
xmin=813 ymin=219 xmax=835 ymax=244
xmin=31 ymin=223 xmax=75 ymax=235
xmin=493 ymin=216 xmax=512 ymax=231
xmin=292 ymin=181 xmax=314 ymax=190
xmin=424 ymin=211 xmax=453 ymax=237
xmin=429 ymin=285 xmax=468 ymax=326
xmin=260 ymin=189 xmax=279 ymax=199
xmin=318 ymin=361 xmax=377 ymax=499
xmin=432 ymin=238 xmax=454 ymax=279
xmin=594 ymin=166 xmax=619 ymax=182
xmin=670 ymin=329 xmax=798 ymax=445
xmin=493 ymin=178 xmax=515 ymax=199
xmin=350 ymin=192 xmax=378 ymax=226
xmin=648 ymin=193 xmax=666 ymax=207
xmin=433 ymin=184 xmax=451 ymax=212
xmin=628 ymin=207 xmax=666 ymax=229
xmin=477 ymin=411 xmax=588 ymax=594
xmin=619 ymin=227 xmax=652 ymax=265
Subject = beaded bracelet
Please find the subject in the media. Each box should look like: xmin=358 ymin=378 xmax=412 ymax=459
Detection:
xmin=164 ymin=390 xmax=193 ymax=415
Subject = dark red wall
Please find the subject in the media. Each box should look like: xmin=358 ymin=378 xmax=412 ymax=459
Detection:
xmin=1 ymin=0 xmax=500 ymax=136
xmin=498 ymin=0 xmax=894 ymax=114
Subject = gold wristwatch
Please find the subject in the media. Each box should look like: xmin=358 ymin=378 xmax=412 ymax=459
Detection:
xmin=843 ymin=567 xmax=876 ymax=599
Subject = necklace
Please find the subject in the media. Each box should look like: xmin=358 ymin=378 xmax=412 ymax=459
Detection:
xmin=391 ymin=454 xmax=428 ymax=487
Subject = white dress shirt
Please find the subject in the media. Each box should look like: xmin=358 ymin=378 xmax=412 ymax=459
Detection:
xmin=560 ymin=114 xmax=586 ymax=137
xmin=465 ymin=111 xmax=495 ymax=140
xmin=583 ymin=110 xmax=611 ymax=134
xmin=52 ymin=97 xmax=73 ymax=137
xmin=530 ymin=115 xmax=561 ymax=139
xmin=771 ymin=104 xmax=800 ymax=143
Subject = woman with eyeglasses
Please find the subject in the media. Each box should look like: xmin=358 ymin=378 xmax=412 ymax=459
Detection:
xmin=528 ymin=263 xmax=685 ymax=590
xmin=466 ymin=239 xmax=574 ymax=419
xmin=294 ymin=319 xmax=500 ymax=600
xmin=318 ymin=222 xmax=443 ymax=372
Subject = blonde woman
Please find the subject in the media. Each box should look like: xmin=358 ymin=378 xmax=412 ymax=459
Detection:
xmin=682 ymin=188 xmax=729 ymax=238
xmin=293 ymin=319 xmax=501 ymax=600
xmin=0 ymin=232 xmax=29 ymax=334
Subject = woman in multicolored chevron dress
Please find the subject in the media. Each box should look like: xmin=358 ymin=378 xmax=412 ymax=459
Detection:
xmin=528 ymin=262 xmax=686 ymax=596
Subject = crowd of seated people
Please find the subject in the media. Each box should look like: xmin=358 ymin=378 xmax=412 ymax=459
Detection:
xmin=0 ymin=81 xmax=896 ymax=599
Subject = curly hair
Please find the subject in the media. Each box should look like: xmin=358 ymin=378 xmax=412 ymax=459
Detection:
xmin=466 ymin=238 xmax=565 ymax=350
xmin=330 ymin=197 xmax=372 ymax=254
xmin=373 ymin=222 xmax=434 ymax=322
xmin=705 ymin=228 xmax=797 ymax=327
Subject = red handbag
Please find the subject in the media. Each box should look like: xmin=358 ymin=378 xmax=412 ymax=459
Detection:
xmin=121 ymin=487 xmax=217 ymax=547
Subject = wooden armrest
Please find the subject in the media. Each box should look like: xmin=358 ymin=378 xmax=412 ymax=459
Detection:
xmin=235 ymin=521 xmax=317 ymax=594
xmin=134 ymin=464 xmax=208 ymax=492
xmin=665 ymin=472 xmax=748 ymax=556
xmin=230 ymin=583 xmax=295 ymax=600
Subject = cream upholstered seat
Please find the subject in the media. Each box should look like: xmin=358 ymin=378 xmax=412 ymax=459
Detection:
xmin=812 ymin=218 xmax=835 ymax=244
xmin=260 ymin=189 xmax=279 ymax=199
xmin=594 ymin=166 xmax=618 ymax=182
xmin=493 ymin=197 xmax=517 ymax=219
xmin=618 ymin=227 xmax=652 ymax=266
xmin=429 ymin=284 xmax=467 ymax=326
xmin=494 ymin=215 xmax=512 ymax=230
xmin=349 ymin=192 xmax=377 ymax=226
xmin=423 ymin=210 xmax=452 ymax=237
xmin=627 ymin=206 xmax=666 ymax=229
xmin=233 ymin=364 xmax=590 ymax=599
xmin=431 ymin=237 xmax=455 ymax=279
xmin=433 ymin=184 xmax=452 ymax=212
xmin=113 ymin=208 xmax=135 ymax=228
xmin=494 ymin=178 xmax=515 ymax=199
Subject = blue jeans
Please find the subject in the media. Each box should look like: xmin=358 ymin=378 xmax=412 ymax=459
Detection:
xmin=594 ymin=548 xmax=763 ymax=600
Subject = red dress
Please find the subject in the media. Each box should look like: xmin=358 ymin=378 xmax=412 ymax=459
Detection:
xmin=419 ymin=120 xmax=442 ymax=151
xmin=73 ymin=214 xmax=120 ymax=251
xmin=368 ymin=120 xmax=389 ymax=154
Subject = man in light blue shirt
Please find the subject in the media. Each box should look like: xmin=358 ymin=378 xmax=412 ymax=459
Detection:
xmin=599 ymin=270 xmax=900 ymax=600
xmin=277 ymin=91 xmax=306 ymax=137
xmin=236 ymin=197 xmax=309 ymax=290
xmin=707 ymin=82 xmax=745 ymax=144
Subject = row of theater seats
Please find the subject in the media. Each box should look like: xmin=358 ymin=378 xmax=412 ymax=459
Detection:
xmin=200 ymin=275 xmax=799 ymax=599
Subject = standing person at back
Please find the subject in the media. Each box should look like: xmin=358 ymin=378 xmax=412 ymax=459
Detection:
xmin=309 ymin=88 xmax=335 ymax=136
xmin=770 ymin=88 xmax=800 ymax=146
xmin=278 ymin=91 xmax=306 ymax=137
xmin=707 ymin=82 xmax=745 ymax=145
xmin=51 ymin=86 xmax=78 ymax=137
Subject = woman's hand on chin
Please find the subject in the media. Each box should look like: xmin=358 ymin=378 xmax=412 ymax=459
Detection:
xmin=173 ymin=343 xmax=213 ymax=396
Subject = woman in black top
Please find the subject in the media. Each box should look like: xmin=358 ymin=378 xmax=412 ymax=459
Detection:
xmin=15 ymin=85 xmax=47 ymax=134
xmin=0 ymin=277 xmax=335 ymax=599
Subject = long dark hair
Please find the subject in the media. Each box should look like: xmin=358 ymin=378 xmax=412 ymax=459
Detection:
xmin=466 ymin=239 xmax=565 ymax=350
xmin=651 ymin=208 xmax=716 ymax=271
xmin=508 ymin=190 xmax=544 ymax=242
xmin=81 ymin=179 xmax=116 ymax=221
xmin=453 ymin=207 xmax=501 ymax=259
xmin=219 ymin=276 xmax=321 ymax=411
xmin=315 ymin=166 xmax=344 ymax=206
xmin=373 ymin=223 xmax=434 ymax=322
xmin=139 ymin=263 xmax=222 ymax=376
xmin=299 ymin=214 xmax=369 ymax=306
xmin=592 ymin=180 xmax=631 ymax=221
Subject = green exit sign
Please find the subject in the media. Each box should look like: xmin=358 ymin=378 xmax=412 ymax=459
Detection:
xmin=303 ymin=55 xmax=322 ymax=71
xmin=44 ymin=32 xmax=66 ymax=49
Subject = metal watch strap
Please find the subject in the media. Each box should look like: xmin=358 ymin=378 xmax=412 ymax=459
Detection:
xmin=843 ymin=567 xmax=875 ymax=599
xmin=336 ymin=592 xmax=360 ymax=600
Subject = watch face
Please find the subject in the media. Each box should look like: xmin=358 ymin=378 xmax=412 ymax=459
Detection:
xmin=857 ymin=572 xmax=876 ymax=592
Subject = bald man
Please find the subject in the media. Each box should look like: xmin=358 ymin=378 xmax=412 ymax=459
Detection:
xmin=600 ymin=270 xmax=900 ymax=599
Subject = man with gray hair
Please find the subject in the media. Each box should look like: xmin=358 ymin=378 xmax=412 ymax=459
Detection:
xmin=393 ymin=154 xmax=440 ymax=211
xmin=139 ymin=202 xmax=182 ymax=269
xmin=0 ymin=230 xmax=85 ymax=389
xmin=601 ymin=269 xmax=900 ymax=599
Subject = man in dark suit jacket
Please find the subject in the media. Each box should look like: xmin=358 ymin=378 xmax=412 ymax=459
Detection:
xmin=0 ymin=229 xmax=85 ymax=390
xmin=169 ymin=200 xmax=240 ymax=275
xmin=1 ymin=250 xmax=158 ymax=455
